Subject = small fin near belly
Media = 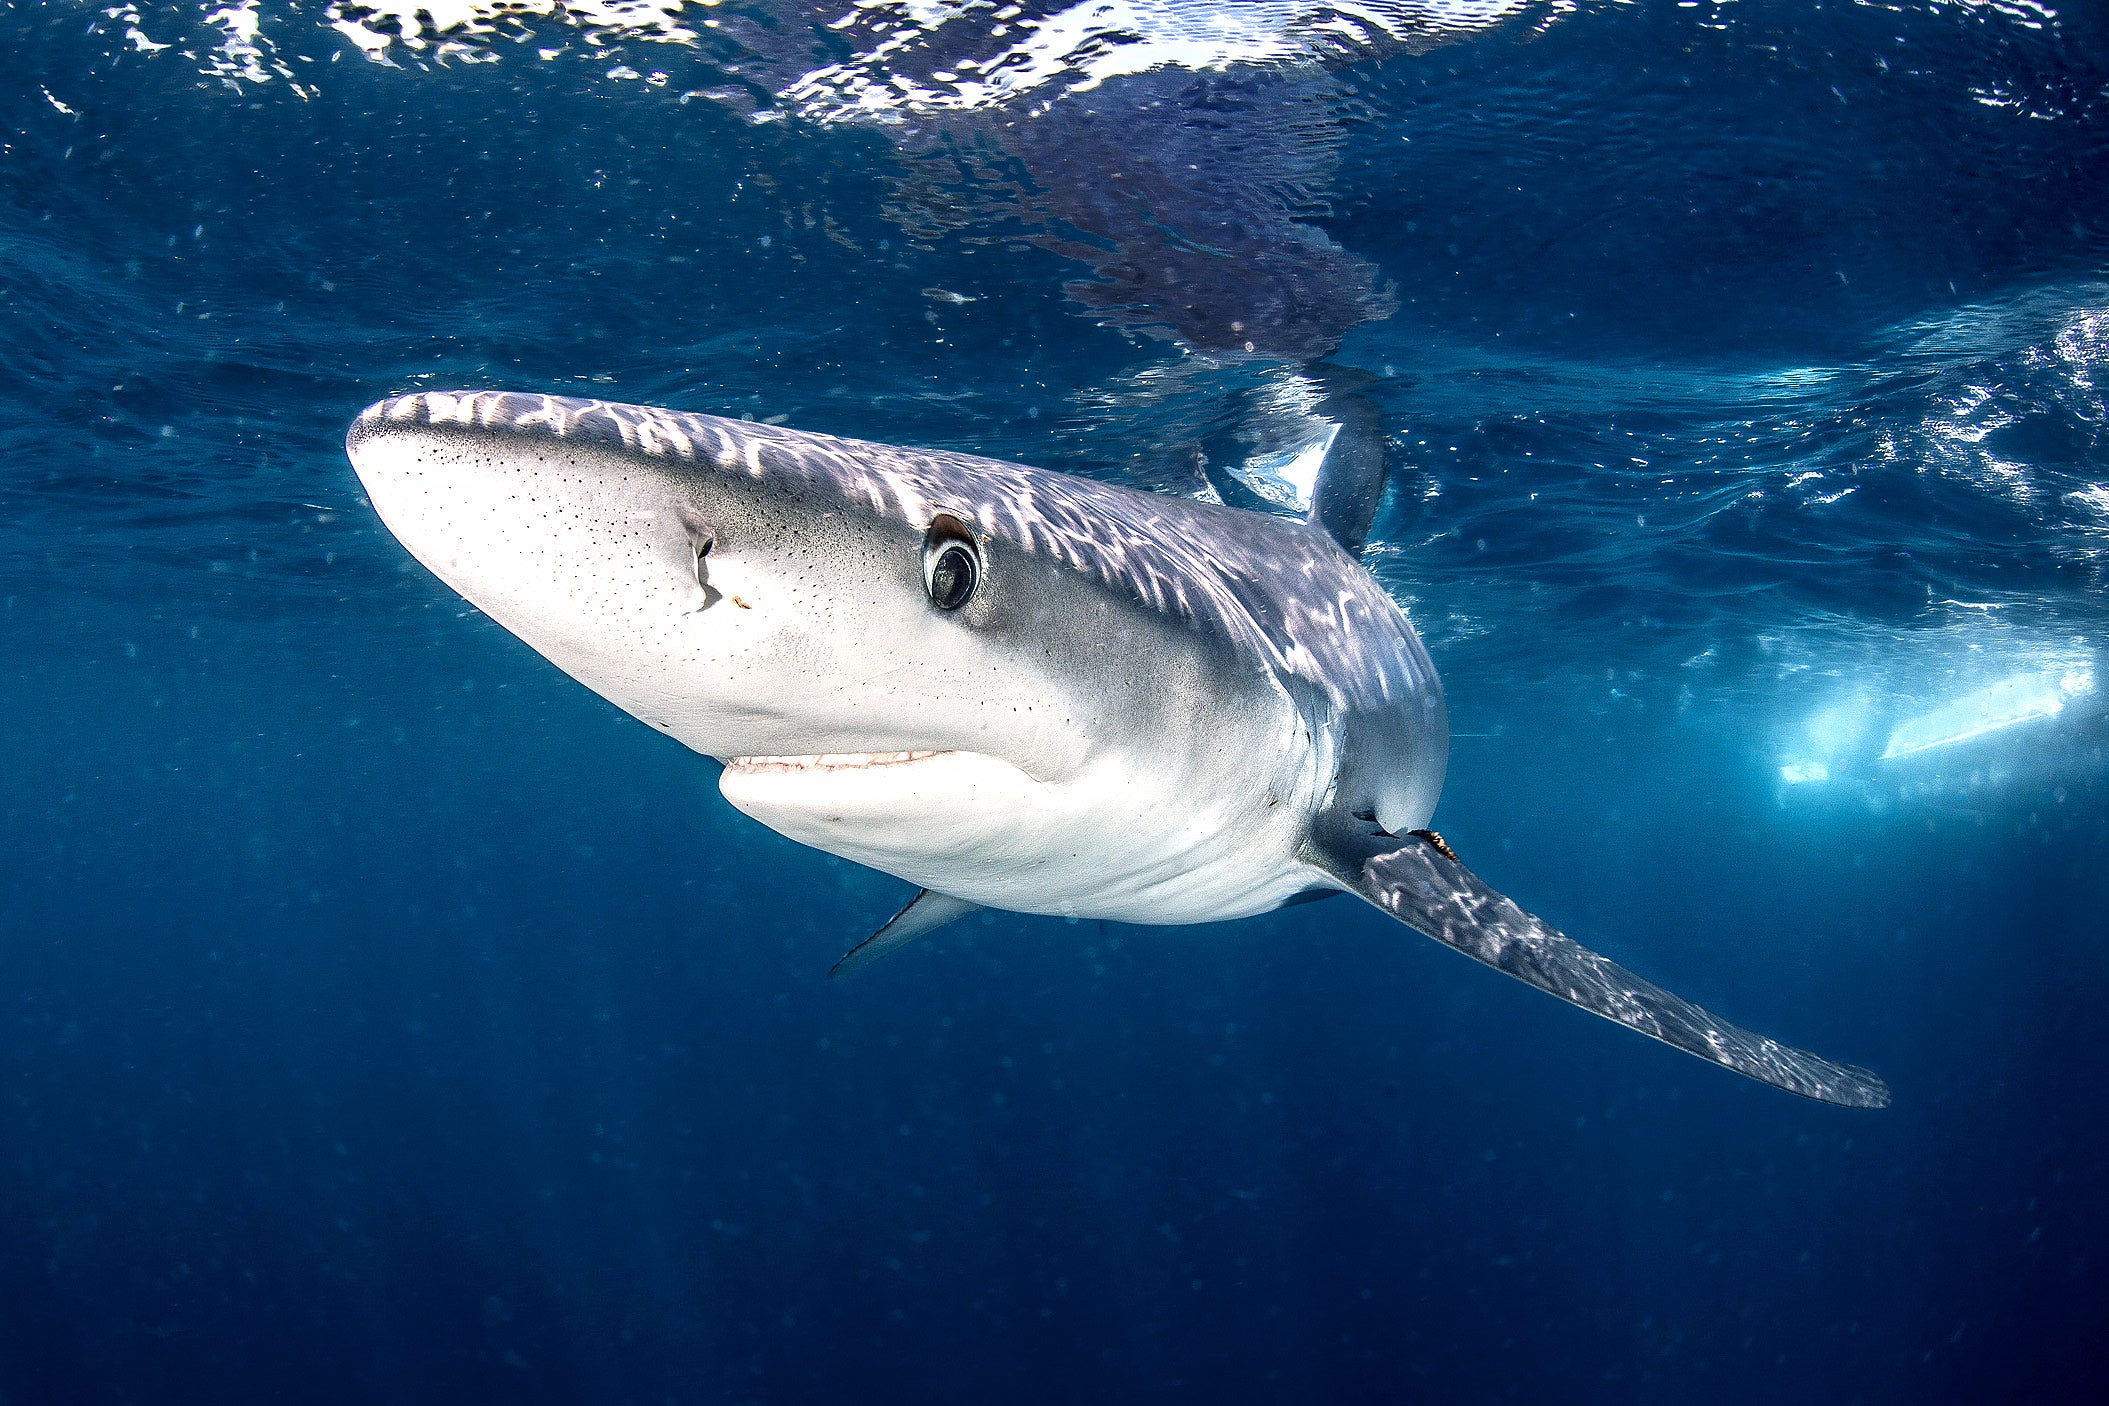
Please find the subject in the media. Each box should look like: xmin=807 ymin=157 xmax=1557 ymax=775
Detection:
xmin=1317 ymin=829 xmax=1890 ymax=1108
xmin=830 ymin=889 xmax=982 ymax=979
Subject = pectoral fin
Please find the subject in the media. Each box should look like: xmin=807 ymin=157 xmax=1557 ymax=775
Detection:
xmin=830 ymin=889 xmax=981 ymax=979
xmin=1318 ymin=828 xmax=1890 ymax=1108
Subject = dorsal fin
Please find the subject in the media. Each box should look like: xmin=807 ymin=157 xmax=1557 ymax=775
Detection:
xmin=1304 ymin=380 xmax=1387 ymax=557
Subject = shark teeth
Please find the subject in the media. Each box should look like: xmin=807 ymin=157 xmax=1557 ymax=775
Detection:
xmin=727 ymin=750 xmax=947 ymax=774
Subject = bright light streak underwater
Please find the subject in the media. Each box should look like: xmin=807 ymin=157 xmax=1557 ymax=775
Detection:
xmin=1879 ymin=664 xmax=2095 ymax=760
xmin=1777 ymin=660 xmax=2097 ymax=787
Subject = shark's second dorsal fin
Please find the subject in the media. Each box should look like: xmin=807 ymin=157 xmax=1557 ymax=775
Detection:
xmin=1309 ymin=828 xmax=1890 ymax=1108
xmin=830 ymin=889 xmax=982 ymax=979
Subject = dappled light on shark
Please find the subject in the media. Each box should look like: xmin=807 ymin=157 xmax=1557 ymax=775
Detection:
xmin=349 ymin=390 xmax=1889 ymax=1106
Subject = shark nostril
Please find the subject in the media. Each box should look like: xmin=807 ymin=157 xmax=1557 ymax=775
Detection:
xmin=675 ymin=504 xmax=718 ymax=591
xmin=672 ymin=510 xmax=721 ymax=613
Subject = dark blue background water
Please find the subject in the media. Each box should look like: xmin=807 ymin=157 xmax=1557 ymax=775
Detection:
xmin=5 ymin=1 xmax=2107 ymax=1401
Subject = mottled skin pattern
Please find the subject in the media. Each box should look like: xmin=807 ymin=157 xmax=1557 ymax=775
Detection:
xmin=356 ymin=390 xmax=1447 ymax=831
xmin=349 ymin=391 xmax=1888 ymax=1107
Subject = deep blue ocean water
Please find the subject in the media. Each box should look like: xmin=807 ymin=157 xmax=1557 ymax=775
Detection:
xmin=4 ymin=1 xmax=2108 ymax=1401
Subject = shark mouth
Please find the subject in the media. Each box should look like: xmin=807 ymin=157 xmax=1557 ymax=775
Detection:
xmin=725 ymin=750 xmax=951 ymax=775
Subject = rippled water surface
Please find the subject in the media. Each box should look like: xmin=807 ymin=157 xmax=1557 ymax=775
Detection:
xmin=4 ymin=2 xmax=2107 ymax=1401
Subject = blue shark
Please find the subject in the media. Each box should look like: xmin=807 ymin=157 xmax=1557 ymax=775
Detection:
xmin=349 ymin=391 xmax=1889 ymax=1107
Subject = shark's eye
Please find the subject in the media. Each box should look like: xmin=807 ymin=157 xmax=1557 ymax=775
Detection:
xmin=923 ymin=515 xmax=980 ymax=612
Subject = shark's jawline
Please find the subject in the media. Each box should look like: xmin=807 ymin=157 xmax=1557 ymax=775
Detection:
xmin=348 ymin=390 xmax=1889 ymax=1108
xmin=725 ymin=750 xmax=952 ymax=775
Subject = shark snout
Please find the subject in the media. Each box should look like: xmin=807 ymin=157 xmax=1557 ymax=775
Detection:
xmin=348 ymin=394 xmax=712 ymax=601
xmin=347 ymin=394 xmax=748 ymax=706
xmin=345 ymin=391 xmax=1004 ymax=767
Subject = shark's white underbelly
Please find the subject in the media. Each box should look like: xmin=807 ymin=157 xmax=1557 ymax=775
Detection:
xmin=718 ymin=717 xmax=1337 ymax=925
